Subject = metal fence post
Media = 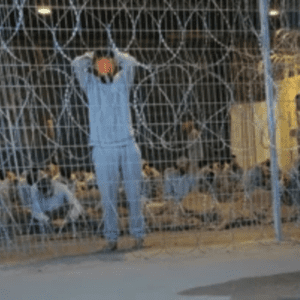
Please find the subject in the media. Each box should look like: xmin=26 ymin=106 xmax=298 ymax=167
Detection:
xmin=259 ymin=0 xmax=282 ymax=242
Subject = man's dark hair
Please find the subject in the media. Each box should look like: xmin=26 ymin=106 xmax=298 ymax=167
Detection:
xmin=37 ymin=177 xmax=52 ymax=197
xmin=93 ymin=49 xmax=114 ymax=60
xmin=60 ymin=167 xmax=71 ymax=180
xmin=0 ymin=169 xmax=5 ymax=181
xmin=263 ymin=159 xmax=270 ymax=168
xmin=26 ymin=167 xmax=39 ymax=186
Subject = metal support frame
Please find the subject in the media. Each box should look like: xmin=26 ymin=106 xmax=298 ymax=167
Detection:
xmin=259 ymin=0 xmax=282 ymax=242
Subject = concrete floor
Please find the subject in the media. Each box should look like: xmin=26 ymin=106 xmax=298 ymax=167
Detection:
xmin=1 ymin=242 xmax=300 ymax=300
xmin=179 ymin=271 xmax=300 ymax=300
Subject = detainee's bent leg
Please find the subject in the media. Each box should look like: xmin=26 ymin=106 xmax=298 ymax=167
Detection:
xmin=93 ymin=146 xmax=120 ymax=242
xmin=121 ymin=141 xmax=145 ymax=240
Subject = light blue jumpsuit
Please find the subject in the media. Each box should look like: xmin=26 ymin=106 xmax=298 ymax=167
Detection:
xmin=72 ymin=49 xmax=145 ymax=242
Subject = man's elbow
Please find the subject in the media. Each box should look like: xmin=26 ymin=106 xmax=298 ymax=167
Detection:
xmin=125 ymin=55 xmax=138 ymax=66
xmin=71 ymin=57 xmax=78 ymax=65
xmin=71 ymin=56 xmax=85 ymax=68
xmin=71 ymin=59 xmax=80 ymax=68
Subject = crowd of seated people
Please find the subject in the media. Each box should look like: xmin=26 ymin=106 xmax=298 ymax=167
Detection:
xmin=0 ymin=165 xmax=86 ymax=239
xmin=0 ymin=158 xmax=196 ymax=239
xmin=0 ymin=152 xmax=283 ymax=241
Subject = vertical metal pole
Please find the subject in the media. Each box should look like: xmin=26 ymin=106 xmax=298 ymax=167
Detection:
xmin=259 ymin=0 xmax=282 ymax=242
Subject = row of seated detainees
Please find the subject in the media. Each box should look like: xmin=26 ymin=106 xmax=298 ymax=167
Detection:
xmin=0 ymin=156 xmax=211 ymax=238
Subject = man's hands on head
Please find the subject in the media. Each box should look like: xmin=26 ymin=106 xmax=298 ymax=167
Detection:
xmin=85 ymin=51 xmax=94 ymax=59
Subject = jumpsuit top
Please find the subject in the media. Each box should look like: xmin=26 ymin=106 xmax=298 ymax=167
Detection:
xmin=72 ymin=48 xmax=139 ymax=148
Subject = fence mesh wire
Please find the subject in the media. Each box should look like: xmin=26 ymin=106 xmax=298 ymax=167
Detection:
xmin=1 ymin=0 xmax=300 ymax=261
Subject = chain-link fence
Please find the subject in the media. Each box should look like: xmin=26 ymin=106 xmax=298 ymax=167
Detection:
xmin=1 ymin=0 xmax=300 ymax=262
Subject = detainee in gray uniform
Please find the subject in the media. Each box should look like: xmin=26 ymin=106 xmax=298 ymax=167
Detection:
xmin=71 ymin=29 xmax=147 ymax=249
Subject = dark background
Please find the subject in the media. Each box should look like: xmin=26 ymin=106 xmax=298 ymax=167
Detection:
xmin=0 ymin=0 xmax=296 ymax=174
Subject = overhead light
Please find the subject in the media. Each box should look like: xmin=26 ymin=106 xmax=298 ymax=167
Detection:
xmin=37 ymin=6 xmax=52 ymax=15
xmin=269 ymin=9 xmax=279 ymax=16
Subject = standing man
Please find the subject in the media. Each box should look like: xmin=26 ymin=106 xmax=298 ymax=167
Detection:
xmin=182 ymin=120 xmax=204 ymax=174
xmin=71 ymin=27 xmax=147 ymax=251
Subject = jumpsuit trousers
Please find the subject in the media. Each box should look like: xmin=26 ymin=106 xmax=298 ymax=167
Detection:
xmin=92 ymin=139 xmax=145 ymax=242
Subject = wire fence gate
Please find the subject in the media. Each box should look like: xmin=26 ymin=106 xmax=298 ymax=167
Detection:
xmin=1 ymin=0 xmax=300 ymax=261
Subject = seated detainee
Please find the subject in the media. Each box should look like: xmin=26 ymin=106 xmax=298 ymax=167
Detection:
xmin=182 ymin=121 xmax=204 ymax=174
xmin=0 ymin=170 xmax=30 ymax=239
xmin=141 ymin=160 xmax=161 ymax=201
xmin=163 ymin=157 xmax=198 ymax=202
xmin=30 ymin=176 xmax=84 ymax=225
xmin=17 ymin=168 xmax=39 ymax=209
xmin=163 ymin=167 xmax=180 ymax=202
xmin=140 ymin=161 xmax=151 ymax=200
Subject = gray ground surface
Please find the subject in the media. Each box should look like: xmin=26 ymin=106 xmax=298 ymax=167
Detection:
xmin=1 ymin=241 xmax=300 ymax=300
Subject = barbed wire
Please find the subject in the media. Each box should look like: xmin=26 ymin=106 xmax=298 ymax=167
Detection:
xmin=0 ymin=0 xmax=265 ymax=170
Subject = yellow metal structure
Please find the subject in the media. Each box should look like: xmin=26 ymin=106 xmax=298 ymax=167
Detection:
xmin=231 ymin=75 xmax=300 ymax=171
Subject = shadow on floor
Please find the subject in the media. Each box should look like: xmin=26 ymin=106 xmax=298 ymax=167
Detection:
xmin=178 ymin=271 xmax=300 ymax=300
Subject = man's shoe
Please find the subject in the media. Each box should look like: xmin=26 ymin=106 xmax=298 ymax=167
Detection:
xmin=133 ymin=238 xmax=144 ymax=250
xmin=103 ymin=240 xmax=117 ymax=252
